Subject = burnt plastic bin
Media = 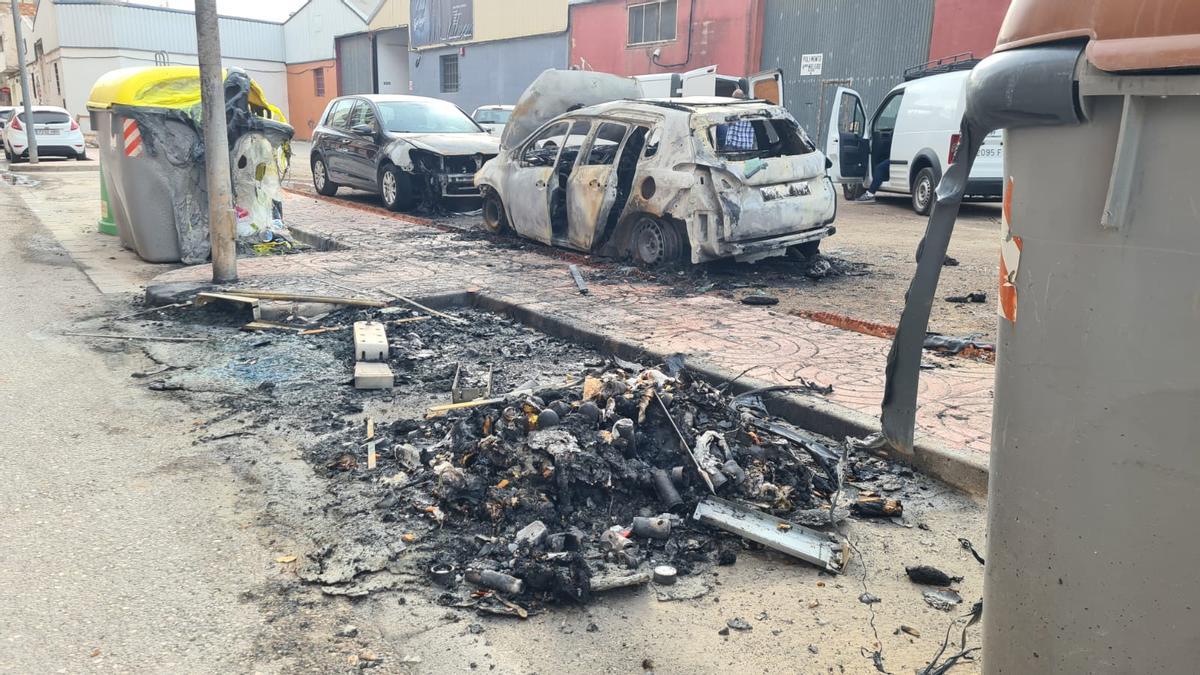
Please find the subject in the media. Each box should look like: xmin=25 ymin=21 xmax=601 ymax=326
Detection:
xmin=90 ymin=107 xmax=204 ymax=262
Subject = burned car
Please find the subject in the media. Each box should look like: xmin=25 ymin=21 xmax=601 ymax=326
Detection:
xmin=476 ymin=85 xmax=836 ymax=265
xmin=310 ymin=95 xmax=499 ymax=211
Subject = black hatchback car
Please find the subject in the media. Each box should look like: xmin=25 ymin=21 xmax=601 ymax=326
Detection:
xmin=309 ymin=95 xmax=501 ymax=211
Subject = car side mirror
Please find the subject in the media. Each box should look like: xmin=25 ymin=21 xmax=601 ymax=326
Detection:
xmin=351 ymin=124 xmax=375 ymax=137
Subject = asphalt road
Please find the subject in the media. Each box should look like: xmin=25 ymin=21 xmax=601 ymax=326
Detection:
xmin=0 ymin=181 xmax=269 ymax=672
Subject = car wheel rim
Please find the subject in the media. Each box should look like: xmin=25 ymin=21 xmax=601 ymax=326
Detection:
xmin=313 ymin=161 xmax=326 ymax=189
xmin=635 ymin=219 xmax=665 ymax=265
xmin=918 ymin=178 xmax=932 ymax=209
xmin=382 ymin=171 xmax=397 ymax=205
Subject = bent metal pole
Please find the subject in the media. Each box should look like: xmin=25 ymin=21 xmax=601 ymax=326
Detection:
xmin=193 ymin=0 xmax=237 ymax=282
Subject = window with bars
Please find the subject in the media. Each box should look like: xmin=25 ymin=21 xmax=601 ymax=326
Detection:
xmin=628 ymin=1 xmax=677 ymax=46
xmin=440 ymin=54 xmax=460 ymax=93
xmin=314 ymin=67 xmax=326 ymax=97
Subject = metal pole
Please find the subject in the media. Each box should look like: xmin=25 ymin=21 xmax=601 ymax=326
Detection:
xmin=10 ymin=0 xmax=37 ymax=163
xmin=193 ymin=0 xmax=236 ymax=282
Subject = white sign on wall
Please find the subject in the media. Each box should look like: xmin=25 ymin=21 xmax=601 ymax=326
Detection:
xmin=800 ymin=53 xmax=824 ymax=76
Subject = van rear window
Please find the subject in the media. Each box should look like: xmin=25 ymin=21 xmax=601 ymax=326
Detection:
xmin=708 ymin=118 xmax=815 ymax=160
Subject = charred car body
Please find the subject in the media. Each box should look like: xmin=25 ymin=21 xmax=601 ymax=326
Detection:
xmin=310 ymin=95 xmax=500 ymax=211
xmin=475 ymin=72 xmax=836 ymax=266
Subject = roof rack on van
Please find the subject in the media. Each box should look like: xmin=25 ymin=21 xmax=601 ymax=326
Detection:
xmin=903 ymin=52 xmax=980 ymax=81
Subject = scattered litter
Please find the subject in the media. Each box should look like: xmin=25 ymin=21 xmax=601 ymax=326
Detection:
xmin=195 ymin=292 xmax=261 ymax=320
xmin=215 ymin=290 xmax=386 ymax=308
xmin=945 ymin=291 xmax=987 ymax=304
xmin=942 ymin=256 xmax=960 ymax=267
xmin=850 ymin=496 xmax=904 ymax=518
xmin=651 ymin=565 xmax=677 ymax=585
xmin=900 ymin=625 xmax=921 ymax=638
xmin=858 ymin=592 xmax=881 ymax=605
xmin=804 ymin=256 xmax=834 ymax=279
xmin=275 ymin=554 xmax=298 ymax=564
xmin=726 ymin=617 xmax=753 ymax=631
xmin=906 ymin=565 xmax=961 ymax=587
xmin=692 ymin=496 xmax=846 ymax=573
xmin=740 ymin=293 xmax=779 ymax=306
xmin=958 ymin=537 xmax=986 ymax=565
xmin=923 ymin=588 xmax=964 ymax=611
xmin=923 ymin=334 xmax=995 ymax=355
xmin=569 ymin=264 xmax=589 ymax=295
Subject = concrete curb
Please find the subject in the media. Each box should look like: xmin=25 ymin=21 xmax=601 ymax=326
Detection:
xmin=7 ymin=161 xmax=100 ymax=173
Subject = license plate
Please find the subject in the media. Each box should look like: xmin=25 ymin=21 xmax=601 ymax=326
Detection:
xmin=39 ymin=128 xmax=60 ymax=136
xmin=760 ymin=181 xmax=811 ymax=202
xmin=978 ymin=146 xmax=1002 ymax=158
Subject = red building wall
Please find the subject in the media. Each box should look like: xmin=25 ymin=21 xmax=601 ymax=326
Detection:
xmin=569 ymin=0 xmax=763 ymax=77
xmin=928 ymin=0 xmax=1013 ymax=61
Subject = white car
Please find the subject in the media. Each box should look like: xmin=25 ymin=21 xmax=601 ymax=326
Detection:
xmin=0 ymin=106 xmax=16 ymax=133
xmin=3 ymin=105 xmax=88 ymax=162
xmin=825 ymin=64 xmax=1004 ymax=214
xmin=471 ymin=105 xmax=513 ymax=136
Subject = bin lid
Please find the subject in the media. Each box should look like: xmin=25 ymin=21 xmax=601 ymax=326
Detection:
xmin=86 ymin=66 xmax=285 ymax=121
xmin=996 ymin=0 xmax=1200 ymax=72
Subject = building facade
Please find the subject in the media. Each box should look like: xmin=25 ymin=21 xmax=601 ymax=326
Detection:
xmin=357 ymin=0 xmax=569 ymax=113
xmin=568 ymin=0 xmax=763 ymax=79
xmin=759 ymin=0 xmax=935 ymax=138
xmin=284 ymin=0 xmax=380 ymax=139
xmin=927 ymin=0 xmax=1012 ymax=62
xmin=23 ymin=0 xmax=289 ymax=131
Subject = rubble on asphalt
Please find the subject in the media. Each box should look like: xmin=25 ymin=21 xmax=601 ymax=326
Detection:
xmin=119 ymin=296 xmax=932 ymax=617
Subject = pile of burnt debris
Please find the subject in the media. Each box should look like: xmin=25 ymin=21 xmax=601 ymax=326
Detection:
xmin=318 ymin=339 xmax=908 ymax=614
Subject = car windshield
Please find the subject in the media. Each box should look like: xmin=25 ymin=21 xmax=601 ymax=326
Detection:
xmin=474 ymin=108 xmax=512 ymax=124
xmin=375 ymin=101 xmax=481 ymax=134
xmin=17 ymin=111 xmax=71 ymax=124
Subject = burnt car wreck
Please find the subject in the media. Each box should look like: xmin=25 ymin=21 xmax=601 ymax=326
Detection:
xmin=475 ymin=72 xmax=837 ymax=266
xmin=310 ymin=95 xmax=500 ymax=212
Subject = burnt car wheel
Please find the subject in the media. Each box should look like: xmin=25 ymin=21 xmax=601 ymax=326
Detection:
xmin=912 ymin=167 xmax=936 ymax=215
xmin=481 ymin=187 xmax=509 ymax=234
xmin=311 ymin=156 xmax=338 ymax=196
xmin=630 ymin=215 xmax=683 ymax=268
xmin=788 ymin=240 xmax=821 ymax=259
xmin=379 ymin=164 xmax=415 ymax=211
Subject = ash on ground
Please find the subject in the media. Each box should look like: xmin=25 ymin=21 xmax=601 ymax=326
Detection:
xmin=128 ymin=301 xmax=915 ymax=617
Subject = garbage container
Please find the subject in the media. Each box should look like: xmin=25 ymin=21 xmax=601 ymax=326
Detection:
xmin=86 ymin=66 xmax=293 ymax=263
xmin=982 ymin=3 xmax=1200 ymax=671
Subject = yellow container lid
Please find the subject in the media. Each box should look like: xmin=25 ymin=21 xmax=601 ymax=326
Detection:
xmin=86 ymin=66 xmax=285 ymax=122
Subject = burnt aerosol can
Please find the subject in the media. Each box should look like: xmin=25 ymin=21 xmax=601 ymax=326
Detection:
xmin=878 ymin=2 xmax=1200 ymax=671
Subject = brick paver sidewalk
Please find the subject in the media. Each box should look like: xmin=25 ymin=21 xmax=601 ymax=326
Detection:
xmin=153 ymin=193 xmax=994 ymax=471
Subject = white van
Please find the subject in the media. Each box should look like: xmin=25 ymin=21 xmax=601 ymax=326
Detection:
xmin=634 ymin=65 xmax=785 ymax=104
xmin=824 ymin=67 xmax=1004 ymax=214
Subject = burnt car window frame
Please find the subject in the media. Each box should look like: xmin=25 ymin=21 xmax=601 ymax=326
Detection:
xmin=582 ymin=120 xmax=631 ymax=167
xmin=556 ymin=119 xmax=595 ymax=173
xmin=520 ymin=120 xmax=571 ymax=168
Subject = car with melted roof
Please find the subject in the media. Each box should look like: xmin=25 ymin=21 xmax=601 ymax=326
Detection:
xmin=310 ymin=94 xmax=500 ymax=211
xmin=476 ymin=90 xmax=836 ymax=266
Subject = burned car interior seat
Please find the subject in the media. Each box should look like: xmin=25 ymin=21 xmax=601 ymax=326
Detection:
xmin=599 ymin=126 xmax=649 ymax=246
xmin=550 ymin=120 xmax=592 ymax=238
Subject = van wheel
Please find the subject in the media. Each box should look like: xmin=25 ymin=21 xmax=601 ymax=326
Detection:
xmin=312 ymin=156 xmax=339 ymax=196
xmin=912 ymin=167 xmax=936 ymax=215
xmin=630 ymin=215 xmax=683 ymax=267
xmin=379 ymin=164 xmax=414 ymax=211
xmin=481 ymin=187 xmax=509 ymax=234
xmin=842 ymin=183 xmax=866 ymax=201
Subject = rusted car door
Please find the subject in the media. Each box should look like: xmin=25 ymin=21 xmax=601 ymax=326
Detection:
xmin=504 ymin=121 xmax=569 ymax=244
xmin=566 ymin=121 xmax=629 ymax=251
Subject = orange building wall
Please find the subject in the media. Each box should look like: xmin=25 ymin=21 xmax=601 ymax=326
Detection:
xmin=287 ymin=59 xmax=339 ymax=141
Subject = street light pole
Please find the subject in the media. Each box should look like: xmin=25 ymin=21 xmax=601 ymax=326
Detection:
xmin=192 ymin=0 xmax=236 ymax=282
xmin=10 ymin=0 xmax=38 ymax=163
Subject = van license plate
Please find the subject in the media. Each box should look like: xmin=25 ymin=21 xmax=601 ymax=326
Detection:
xmin=978 ymin=147 xmax=1002 ymax=158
